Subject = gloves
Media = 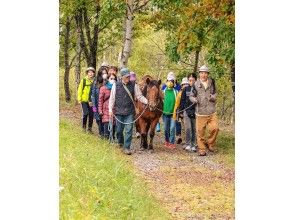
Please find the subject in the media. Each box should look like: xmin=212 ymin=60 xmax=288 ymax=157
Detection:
xmin=92 ymin=106 xmax=97 ymax=112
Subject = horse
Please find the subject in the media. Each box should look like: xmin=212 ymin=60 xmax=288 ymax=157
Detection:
xmin=136 ymin=76 xmax=163 ymax=152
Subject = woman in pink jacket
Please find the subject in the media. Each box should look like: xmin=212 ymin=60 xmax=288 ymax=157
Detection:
xmin=98 ymin=73 xmax=117 ymax=139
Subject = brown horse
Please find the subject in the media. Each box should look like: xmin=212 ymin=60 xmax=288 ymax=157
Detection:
xmin=136 ymin=76 xmax=163 ymax=151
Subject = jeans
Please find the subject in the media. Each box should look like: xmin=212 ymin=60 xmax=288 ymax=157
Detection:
xmin=81 ymin=102 xmax=93 ymax=129
xmin=183 ymin=111 xmax=197 ymax=147
xmin=115 ymin=114 xmax=134 ymax=149
xmin=163 ymin=114 xmax=176 ymax=144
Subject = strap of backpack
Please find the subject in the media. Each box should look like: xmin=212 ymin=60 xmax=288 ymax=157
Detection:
xmin=122 ymin=83 xmax=139 ymax=114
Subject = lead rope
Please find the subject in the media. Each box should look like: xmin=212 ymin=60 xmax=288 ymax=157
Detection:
xmin=110 ymin=104 xmax=149 ymax=126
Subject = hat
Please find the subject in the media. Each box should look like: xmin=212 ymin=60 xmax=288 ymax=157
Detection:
xmin=120 ymin=67 xmax=130 ymax=77
xmin=86 ymin=67 xmax=95 ymax=73
xmin=181 ymin=77 xmax=189 ymax=85
xmin=167 ymin=72 xmax=175 ymax=81
xmin=130 ymin=71 xmax=136 ymax=81
xmin=199 ymin=65 xmax=209 ymax=73
xmin=101 ymin=62 xmax=109 ymax=67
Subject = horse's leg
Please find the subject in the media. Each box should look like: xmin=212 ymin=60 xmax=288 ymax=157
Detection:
xmin=148 ymin=118 xmax=159 ymax=151
xmin=145 ymin=121 xmax=151 ymax=149
xmin=139 ymin=118 xmax=148 ymax=150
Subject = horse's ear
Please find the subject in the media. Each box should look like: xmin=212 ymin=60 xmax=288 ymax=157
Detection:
xmin=158 ymin=79 xmax=161 ymax=86
xmin=146 ymin=77 xmax=150 ymax=85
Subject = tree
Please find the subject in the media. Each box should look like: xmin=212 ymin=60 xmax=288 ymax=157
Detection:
xmin=119 ymin=0 xmax=151 ymax=67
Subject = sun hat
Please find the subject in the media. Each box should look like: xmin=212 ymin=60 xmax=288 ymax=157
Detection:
xmin=199 ymin=65 xmax=209 ymax=73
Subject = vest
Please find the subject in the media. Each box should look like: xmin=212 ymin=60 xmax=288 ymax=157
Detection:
xmin=114 ymin=81 xmax=136 ymax=115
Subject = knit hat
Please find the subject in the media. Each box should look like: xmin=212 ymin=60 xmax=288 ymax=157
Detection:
xmin=130 ymin=71 xmax=136 ymax=81
xmin=199 ymin=65 xmax=209 ymax=73
xmin=86 ymin=67 xmax=95 ymax=73
xmin=120 ymin=67 xmax=130 ymax=77
xmin=181 ymin=77 xmax=189 ymax=85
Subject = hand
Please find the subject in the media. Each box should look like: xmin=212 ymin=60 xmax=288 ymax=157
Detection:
xmin=209 ymin=94 xmax=216 ymax=102
xmin=99 ymin=112 xmax=103 ymax=116
xmin=109 ymin=111 xmax=113 ymax=119
xmin=92 ymin=107 xmax=97 ymax=113
xmin=89 ymin=102 xmax=93 ymax=107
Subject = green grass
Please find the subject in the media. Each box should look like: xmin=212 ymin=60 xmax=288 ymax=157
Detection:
xmin=214 ymin=131 xmax=235 ymax=168
xmin=59 ymin=119 xmax=170 ymax=220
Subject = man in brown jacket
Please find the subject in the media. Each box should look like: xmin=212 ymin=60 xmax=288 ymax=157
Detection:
xmin=189 ymin=65 xmax=219 ymax=156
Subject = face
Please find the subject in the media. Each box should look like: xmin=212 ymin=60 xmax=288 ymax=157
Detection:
xmin=199 ymin=71 xmax=208 ymax=81
xmin=87 ymin=70 xmax=95 ymax=79
xmin=166 ymin=80 xmax=174 ymax=88
xmin=189 ymin=76 xmax=196 ymax=86
xmin=108 ymin=74 xmax=116 ymax=84
xmin=146 ymin=80 xmax=161 ymax=111
xmin=108 ymin=68 xmax=117 ymax=76
xmin=122 ymin=75 xmax=130 ymax=83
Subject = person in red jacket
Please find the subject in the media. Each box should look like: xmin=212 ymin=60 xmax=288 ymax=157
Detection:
xmin=98 ymin=73 xmax=117 ymax=139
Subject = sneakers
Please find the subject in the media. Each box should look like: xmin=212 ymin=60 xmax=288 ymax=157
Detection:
xmin=123 ymin=148 xmax=132 ymax=155
xmin=164 ymin=142 xmax=176 ymax=149
xmin=169 ymin=143 xmax=176 ymax=149
xmin=87 ymin=128 xmax=94 ymax=134
xmin=185 ymin=145 xmax=192 ymax=151
xmin=191 ymin=146 xmax=197 ymax=152
xmin=164 ymin=142 xmax=170 ymax=148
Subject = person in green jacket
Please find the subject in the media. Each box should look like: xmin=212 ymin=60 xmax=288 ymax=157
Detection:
xmin=163 ymin=74 xmax=178 ymax=149
xmin=77 ymin=67 xmax=95 ymax=133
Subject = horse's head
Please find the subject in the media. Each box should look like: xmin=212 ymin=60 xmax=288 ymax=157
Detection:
xmin=144 ymin=78 xmax=162 ymax=111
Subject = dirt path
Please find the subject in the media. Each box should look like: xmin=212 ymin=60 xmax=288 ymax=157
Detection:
xmin=60 ymin=104 xmax=235 ymax=220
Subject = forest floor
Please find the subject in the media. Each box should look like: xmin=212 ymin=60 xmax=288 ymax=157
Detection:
xmin=60 ymin=102 xmax=235 ymax=220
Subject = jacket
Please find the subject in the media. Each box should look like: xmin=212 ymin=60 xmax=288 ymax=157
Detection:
xmin=163 ymin=88 xmax=177 ymax=115
xmin=98 ymin=84 xmax=112 ymax=123
xmin=172 ymin=90 xmax=183 ymax=120
xmin=190 ymin=78 xmax=217 ymax=116
xmin=77 ymin=76 xmax=94 ymax=102
xmin=179 ymin=85 xmax=196 ymax=117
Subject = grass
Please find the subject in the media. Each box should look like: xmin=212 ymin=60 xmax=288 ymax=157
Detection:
xmin=59 ymin=119 xmax=170 ymax=220
xmin=214 ymin=130 xmax=235 ymax=168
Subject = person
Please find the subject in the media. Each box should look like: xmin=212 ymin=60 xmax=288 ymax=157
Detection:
xmin=179 ymin=73 xmax=197 ymax=152
xmin=108 ymin=66 xmax=118 ymax=77
xmin=98 ymin=73 xmax=117 ymax=139
xmin=189 ymin=65 xmax=219 ymax=156
xmin=159 ymin=72 xmax=182 ymax=143
xmin=130 ymin=71 xmax=136 ymax=82
xmin=77 ymin=67 xmax=95 ymax=133
xmin=97 ymin=66 xmax=108 ymax=85
xmin=109 ymin=68 xmax=148 ymax=155
xmin=162 ymin=74 xmax=178 ymax=149
xmin=172 ymin=77 xmax=190 ymax=146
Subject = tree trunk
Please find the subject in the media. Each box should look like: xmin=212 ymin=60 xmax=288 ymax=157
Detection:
xmin=75 ymin=13 xmax=82 ymax=94
xmin=64 ymin=16 xmax=71 ymax=102
xmin=230 ymin=61 xmax=235 ymax=124
xmin=120 ymin=0 xmax=134 ymax=68
xmin=193 ymin=49 xmax=201 ymax=73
